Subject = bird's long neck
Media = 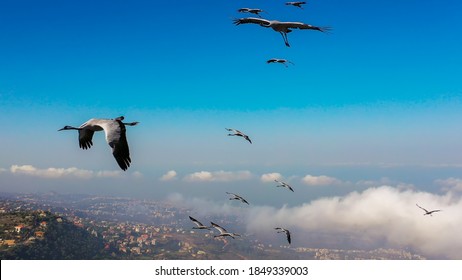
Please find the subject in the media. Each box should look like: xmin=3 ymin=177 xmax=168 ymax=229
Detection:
xmin=59 ymin=126 xmax=81 ymax=131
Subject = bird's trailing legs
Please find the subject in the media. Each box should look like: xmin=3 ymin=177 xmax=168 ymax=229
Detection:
xmin=280 ymin=32 xmax=290 ymax=47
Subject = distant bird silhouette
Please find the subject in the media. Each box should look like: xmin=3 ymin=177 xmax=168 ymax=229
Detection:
xmin=416 ymin=204 xmax=441 ymax=216
xmin=233 ymin=17 xmax=331 ymax=47
xmin=189 ymin=216 xmax=211 ymax=230
xmin=211 ymin=222 xmax=241 ymax=239
xmin=238 ymin=8 xmax=266 ymax=17
xmin=267 ymin=58 xmax=294 ymax=67
xmin=58 ymin=116 xmax=139 ymax=171
xmin=226 ymin=192 xmax=250 ymax=205
xmin=285 ymin=2 xmax=307 ymax=9
xmin=226 ymin=128 xmax=252 ymax=144
xmin=275 ymin=179 xmax=294 ymax=192
xmin=275 ymin=227 xmax=291 ymax=244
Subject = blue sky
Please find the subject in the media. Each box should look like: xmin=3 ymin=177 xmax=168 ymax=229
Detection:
xmin=1 ymin=0 xmax=462 ymax=257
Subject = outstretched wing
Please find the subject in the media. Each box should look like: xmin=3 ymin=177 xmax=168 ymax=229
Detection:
xmin=285 ymin=22 xmax=331 ymax=33
xmin=103 ymin=120 xmax=131 ymax=171
xmin=240 ymin=197 xmax=250 ymax=205
xmin=416 ymin=203 xmax=429 ymax=213
xmin=211 ymin=222 xmax=227 ymax=234
xmin=285 ymin=230 xmax=291 ymax=244
xmin=189 ymin=216 xmax=204 ymax=227
xmin=226 ymin=192 xmax=237 ymax=197
xmin=78 ymin=129 xmax=95 ymax=150
xmin=286 ymin=185 xmax=295 ymax=192
xmin=244 ymin=135 xmax=252 ymax=144
xmin=233 ymin=17 xmax=271 ymax=26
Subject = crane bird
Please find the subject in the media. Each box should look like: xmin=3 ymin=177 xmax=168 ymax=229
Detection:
xmin=189 ymin=216 xmax=211 ymax=230
xmin=58 ymin=116 xmax=139 ymax=171
xmin=274 ymin=179 xmax=294 ymax=192
xmin=233 ymin=17 xmax=331 ymax=47
xmin=285 ymin=2 xmax=307 ymax=9
xmin=211 ymin=222 xmax=241 ymax=239
xmin=416 ymin=204 xmax=441 ymax=216
xmin=226 ymin=192 xmax=250 ymax=205
xmin=238 ymin=8 xmax=266 ymax=17
xmin=275 ymin=227 xmax=291 ymax=244
xmin=226 ymin=128 xmax=252 ymax=144
xmin=267 ymin=58 xmax=294 ymax=67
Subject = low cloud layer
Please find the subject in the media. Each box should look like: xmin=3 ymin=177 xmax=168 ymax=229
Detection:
xmin=183 ymin=170 xmax=252 ymax=182
xmin=302 ymin=174 xmax=342 ymax=186
xmin=160 ymin=170 xmax=178 ymax=181
xmin=260 ymin=172 xmax=282 ymax=183
xmin=8 ymin=164 xmax=126 ymax=179
xmin=170 ymin=181 xmax=462 ymax=259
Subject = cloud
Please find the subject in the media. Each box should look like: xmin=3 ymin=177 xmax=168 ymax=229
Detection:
xmin=435 ymin=177 xmax=462 ymax=193
xmin=260 ymin=172 xmax=282 ymax=183
xmin=246 ymin=186 xmax=462 ymax=259
xmin=183 ymin=170 xmax=252 ymax=182
xmin=171 ymin=184 xmax=462 ymax=259
xmin=302 ymin=174 xmax=342 ymax=186
xmin=95 ymin=170 xmax=123 ymax=178
xmin=132 ymin=171 xmax=143 ymax=178
xmin=160 ymin=170 xmax=177 ymax=181
xmin=0 ymin=168 xmax=7 ymax=173
xmin=8 ymin=164 xmax=123 ymax=179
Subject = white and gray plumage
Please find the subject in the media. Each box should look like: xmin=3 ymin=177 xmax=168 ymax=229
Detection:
xmin=58 ymin=116 xmax=139 ymax=171
xmin=416 ymin=204 xmax=441 ymax=216
xmin=285 ymin=2 xmax=307 ymax=9
xmin=275 ymin=227 xmax=291 ymax=244
xmin=211 ymin=222 xmax=241 ymax=239
xmin=226 ymin=192 xmax=250 ymax=205
xmin=226 ymin=128 xmax=252 ymax=144
xmin=238 ymin=8 xmax=266 ymax=17
xmin=233 ymin=17 xmax=331 ymax=47
xmin=274 ymin=179 xmax=294 ymax=192
xmin=189 ymin=216 xmax=211 ymax=230
xmin=267 ymin=58 xmax=294 ymax=67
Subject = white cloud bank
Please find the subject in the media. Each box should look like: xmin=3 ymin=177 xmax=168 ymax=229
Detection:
xmin=302 ymin=174 xmax=342 ymax=186
xmin=170 ymin=181 xmax=462 ymax=259
xmin=183 ymin=170 xmax=252 ymax=182
xmin=436 ymin=177 xmax=462 ymax=193
xmin=8 ymin=164 xmax=132 ymax=179
xmin=260 ymin=172 xmax=282 ymax=183
xmin=160 ymin=170 xmax=178 ymax=181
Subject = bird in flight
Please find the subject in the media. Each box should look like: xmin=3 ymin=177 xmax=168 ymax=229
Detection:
xmin=275 ymin=227 xmax=291 ymax=244
xmin=274 ymin=179 xmax=295 ymax=192
xmin=233 ymin=17 xmax=331 ymax=47
xmin=226 ymin=192 xmax=250 ymax=205
xmin=285 ymin=2 xmax=307 ymax=9
xmin=226 ymin=128 xmax=252 ymax=144
xmin=238 ymin=8 xmax=266 ymax=17
xmin=211 ymin=222 xmax=241 ymax=239
xmin=58 ymin=116 xmax=139 ymax=171
xmin=189 ymin=216 xmax=211 ymax=230
xmin=267 ymin=58 xmax=295 ymax=67
xmin=416 ymin=204 xmax=441 ymax=216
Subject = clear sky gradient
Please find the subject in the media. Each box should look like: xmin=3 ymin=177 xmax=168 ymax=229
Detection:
xmin=1 ymin=0 xmax=462 ymax=258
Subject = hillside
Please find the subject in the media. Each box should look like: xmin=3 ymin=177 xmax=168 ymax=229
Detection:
xmin=0 ymin=211 xmax=108 ymax=260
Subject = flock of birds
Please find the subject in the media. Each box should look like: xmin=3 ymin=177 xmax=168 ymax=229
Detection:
xmin=58 ymin=114 xmax=443 ymax=246
xmin=235 ymin=1 xmax=331 ymax=67
xmin=58 ymin=115 xmax=296 ymax=244
xmin=58 ymin=1 xmax=442 ymax=248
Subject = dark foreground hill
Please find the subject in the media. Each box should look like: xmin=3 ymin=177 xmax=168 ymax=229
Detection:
xmin=0 ymin=211 xmax=108 ymax=260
